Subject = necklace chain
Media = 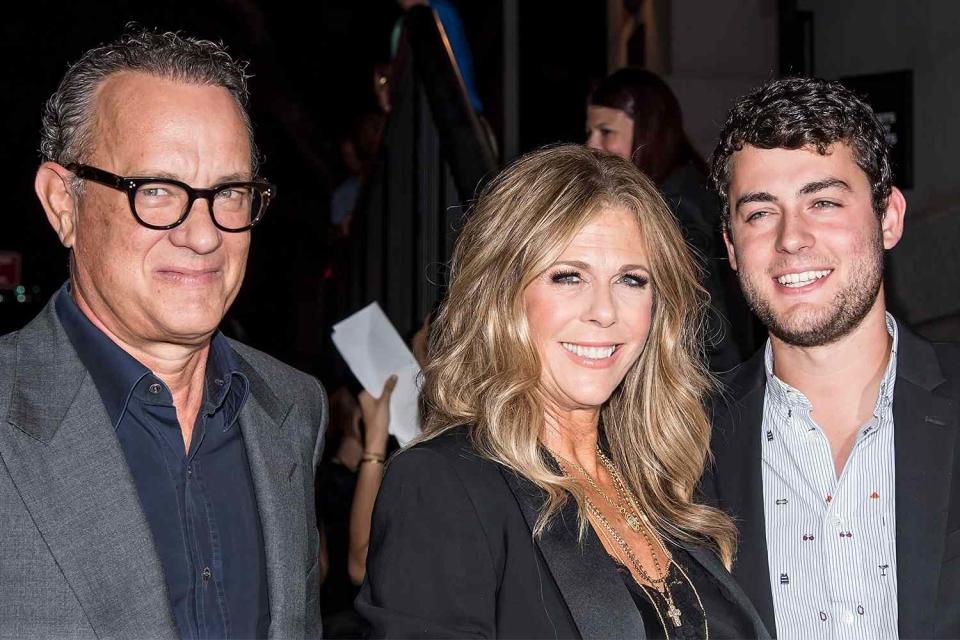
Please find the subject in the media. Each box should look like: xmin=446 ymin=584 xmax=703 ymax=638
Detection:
xmin=547 ymin=446 xmax=709 ymax=639
xmin=566 ymin=449 xmax=646 ymax=535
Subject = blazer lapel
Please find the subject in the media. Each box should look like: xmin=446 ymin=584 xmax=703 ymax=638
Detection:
xmin=2 ymin=300 xmax=176 ymax=638
xmin=681 ymin=543 xmax=772 ymax=639
xmin=234 ymin=358 xmax=308 ymax=638
xmin=500 ymin=466 xmax=647 ymax=639
xmin=711 ymin=352 xmax=777 ymax=636
xmin=893 ymin=326 xmax=957 ymax=639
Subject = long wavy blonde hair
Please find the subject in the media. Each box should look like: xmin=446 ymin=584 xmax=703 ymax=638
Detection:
xmin=418 ymin=144 xmax=736 ymax=566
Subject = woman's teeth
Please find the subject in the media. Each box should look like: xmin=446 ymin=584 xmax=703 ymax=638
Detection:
xmin=561 ymin=343 xmax=617 ymax=359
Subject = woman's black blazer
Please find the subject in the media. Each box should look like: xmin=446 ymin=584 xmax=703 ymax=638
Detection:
xmin=356 ymin=427 xmax=770 ymax=639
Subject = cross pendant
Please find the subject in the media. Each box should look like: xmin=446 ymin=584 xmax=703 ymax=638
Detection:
xmin=667 ymin=604 xmax=682 ymax=627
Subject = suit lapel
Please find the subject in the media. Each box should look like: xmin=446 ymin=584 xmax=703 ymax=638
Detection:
xmin=893 ymin=327 xmax=957 ymax=639
xmin=234 ymin=357 xmax=307 ymax=638
xmin=2 ymin=299 xmax=176 ymax=638
xmin=500 ymin=466 xmax=646 ymax=639
xmin=711 ymin=352 xmax=777 ymax=636
xmin=681 ymin=543 xmax=771 ymax=639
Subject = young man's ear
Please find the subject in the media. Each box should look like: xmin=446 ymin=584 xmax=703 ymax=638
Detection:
xmin=35 ymin=162 xmax=79 ymax=248
xmin=880 ymin=186 xmax=906 ymax=250
xmin=723 ymin=226 xmax=738 ymax=272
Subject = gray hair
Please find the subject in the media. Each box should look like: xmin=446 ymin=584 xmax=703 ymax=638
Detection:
xmin=40 ymin=26 xmax=260 ymax=173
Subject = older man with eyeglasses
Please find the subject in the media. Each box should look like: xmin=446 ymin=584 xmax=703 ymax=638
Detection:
xmin=0 ymin=28 xmax=326 ymax=639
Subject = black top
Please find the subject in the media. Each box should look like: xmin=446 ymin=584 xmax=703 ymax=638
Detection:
xmin=615 ymin=546 xmax=754 ymax=640
xmin=357 ymin=426 xmax=771 ymax=639
xmin=56 ymin=284 xmax=270 ymax=639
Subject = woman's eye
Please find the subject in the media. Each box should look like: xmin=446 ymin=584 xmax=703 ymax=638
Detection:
xmin=550 ymin=270 xmax=581 ymax=285
xmin=620 ymin=273 xmax=649 ymax=288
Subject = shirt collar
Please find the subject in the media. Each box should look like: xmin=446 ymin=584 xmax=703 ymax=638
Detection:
xmin=204 ymin=333 xmax=249 ymax=430
xmin=56 ymin=282 xmax=248 ymax=430
xmin=56 ymin=283 xmax=150 ymax=429
xmin=764 ymin=311 xmax=900 ymax=413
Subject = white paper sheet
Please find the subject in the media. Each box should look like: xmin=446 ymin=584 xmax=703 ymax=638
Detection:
xmin=331 ymin=302 xmax=422 ymax=445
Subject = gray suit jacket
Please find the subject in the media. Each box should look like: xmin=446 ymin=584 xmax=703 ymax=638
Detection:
xmin=0 ymin=294 xmax=328 ymax=639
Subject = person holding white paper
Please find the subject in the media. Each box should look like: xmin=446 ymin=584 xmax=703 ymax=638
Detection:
xmin=356 ymin=144 xmax=770 ymax=639
xmin=348 ymin=375 xmax=398 ymax=585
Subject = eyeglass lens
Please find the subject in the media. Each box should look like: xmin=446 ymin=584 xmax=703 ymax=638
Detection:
xmin=134 ymin=182 xmax=264 ymax=230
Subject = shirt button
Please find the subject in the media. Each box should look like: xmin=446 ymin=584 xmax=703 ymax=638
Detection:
xmin=843 ymin=610 xmax=855 ymax=625
xmin=834 ymin=514 xmax=844 ymax=527
xmin=202 ymin=567 xmax=212 ymax=582
xmin=148 ymin=382 xmax=162 ymax=394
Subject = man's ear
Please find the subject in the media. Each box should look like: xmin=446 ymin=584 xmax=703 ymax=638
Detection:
xmin=880 ymin=186 xmax=906 ymax=250
xmin=723 ymin=227 xmax=738 ymax=272
xmin=35 ymin=161 xmax=79 ymax=248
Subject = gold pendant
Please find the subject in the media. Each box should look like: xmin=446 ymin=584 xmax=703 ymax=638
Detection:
xmin=667 ymin=604 xmax=682 ymax=627
xmin=625 ymin=514 xmax=642 ymax=532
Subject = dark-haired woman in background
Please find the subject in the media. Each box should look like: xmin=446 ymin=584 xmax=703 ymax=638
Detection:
xmin=587 ymin=68 xmax=753 ymax=371
xmin=356 ymin=144 xmax=769 ymax=639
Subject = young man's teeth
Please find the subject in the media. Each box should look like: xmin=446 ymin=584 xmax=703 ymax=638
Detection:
xmin=561 ymin=343 xmax=617 ymax=359
xmin=777 ymin=269 xmax=831 ymax=287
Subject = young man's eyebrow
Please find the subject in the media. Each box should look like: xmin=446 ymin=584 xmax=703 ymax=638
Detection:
xmin=797 ymin=178 xmax=851 ymax=197
xmin=734 ymin=191 xmax=778 ymax=211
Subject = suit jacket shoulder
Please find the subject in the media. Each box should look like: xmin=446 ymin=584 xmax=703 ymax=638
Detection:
xmin=0 ymin=301 xmax=328 ymax=639
xmin=228 ymin=338 xmax=328 ymax=469
xmin=0 ymin=329 xmax=18 ymax=423
xmin=709 ymin=349 xmax=766 ymax=443
xmin=359 ymin=426 xmax=521 ymax=638
xmin=931 ymin=340 xmax=960 ymax=385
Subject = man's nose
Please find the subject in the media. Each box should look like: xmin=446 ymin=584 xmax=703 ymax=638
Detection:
xmin=776 ymin=210 xmax=815 ymax=254
xmin=168 ymin=198 xmax=223 ymax=254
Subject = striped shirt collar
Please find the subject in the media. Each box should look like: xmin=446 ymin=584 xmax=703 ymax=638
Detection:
xmin=763 ymin=312 xmax=899 ymax=415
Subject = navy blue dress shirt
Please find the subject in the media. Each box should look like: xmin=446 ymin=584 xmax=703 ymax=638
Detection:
xmin=56 ymin=286 xmax=270 ymax=639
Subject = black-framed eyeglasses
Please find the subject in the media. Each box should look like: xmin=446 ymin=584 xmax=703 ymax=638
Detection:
xmin=65 ymin=163 xmax=276 ymax=232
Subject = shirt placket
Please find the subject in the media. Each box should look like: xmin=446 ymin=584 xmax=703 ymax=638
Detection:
xmin=828 ymin=435 xmax=861 ymax=637
xmin=195 ymin=412 xmax=231 ymax=637
xmin=790 ymin=402 xmax=839 ymax=636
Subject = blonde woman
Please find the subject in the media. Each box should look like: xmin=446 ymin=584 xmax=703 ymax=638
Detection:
xmin=356 ymin=145 xmax=769 ymax=639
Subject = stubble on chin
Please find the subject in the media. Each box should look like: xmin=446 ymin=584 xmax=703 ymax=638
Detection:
xmin=736 ymin=230 xmax=885 ymax=348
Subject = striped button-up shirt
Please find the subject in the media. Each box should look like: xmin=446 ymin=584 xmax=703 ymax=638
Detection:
xmin=761 ymin=313 xmax=899 ymax=639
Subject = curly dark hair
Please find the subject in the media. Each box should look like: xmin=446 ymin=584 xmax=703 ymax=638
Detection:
xmin=709 ymin=76 xmax=893 ymax=232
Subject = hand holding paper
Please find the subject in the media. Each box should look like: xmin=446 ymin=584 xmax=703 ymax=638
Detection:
xmin=331 ymin=303 xmax=421 ymax=445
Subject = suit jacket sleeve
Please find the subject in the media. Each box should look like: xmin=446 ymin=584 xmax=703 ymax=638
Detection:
xmin=355 ymin=446 xmax=499 ymax=638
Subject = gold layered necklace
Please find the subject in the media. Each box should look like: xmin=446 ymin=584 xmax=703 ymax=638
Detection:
xmin=548 ymin=447 xmax=709 ymax=640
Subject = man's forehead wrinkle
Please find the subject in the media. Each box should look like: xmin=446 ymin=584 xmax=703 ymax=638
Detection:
xmin=84 ymin=75 xmax=251 ymax=181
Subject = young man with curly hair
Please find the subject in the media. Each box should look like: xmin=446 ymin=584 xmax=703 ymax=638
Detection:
xmin=703 ymin=76 xmax=960 ymax=640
